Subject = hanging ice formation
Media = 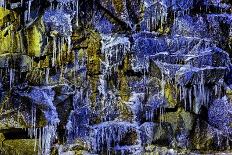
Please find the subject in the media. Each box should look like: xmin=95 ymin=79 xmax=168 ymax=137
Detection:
xmin=144 ymin=1 xmax=168 ymax=32
xmin=9 ymin=68 xmax=15 ymax=89
xmin=66 ymin=89 xmax=91 ymax=143
xmin=27 ymin=0 xmax=32 ymax=21
xmin=75 ymin=0 xmax=79 ymax=27
xmin=23 ymin=88 xmax=60 ymax=155
xmin=92 ymin=122 xmax=140 ymax=153
xmin=1 ymin=0 xmax=232 ymax=154
xmin=0 ymin=0 xmax=5 ymax=7
xmin=43 ymin=0 xmax=74 ymax=67
xmin=175 ymin=65 xmax=226 ymax=113
xmin=101 ymin=34 xmax=130 ymax=75
xmin=52 ymin=36 xmax=57 ymax=67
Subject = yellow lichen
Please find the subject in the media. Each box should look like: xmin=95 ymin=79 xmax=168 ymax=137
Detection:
xmin=0 ymin=7 xmax=23 ymax=54
xmin=0 ymin=25 xmax=14 ymax=53
xmin=3 ymin=139 xmax=38 ymax=155
xmin=118 ymin=55 xmax=131 ymax=102
xmin=118 ymin=70 xmax=130 ymax=102
xmin=112 ymin=0 xmax=124 ymax=14
xmin=85 ymin=30 xmax=101 ymax=104
xmin=27 ymin=25 xmax=42 ymax=57
xmin=0 ymin=7 xmax=10 ymax=26
xmin=164 ymin=82 xmax=177 ymax=108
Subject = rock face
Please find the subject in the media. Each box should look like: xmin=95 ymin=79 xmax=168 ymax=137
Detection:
xmin=0 ymin=0 xmax=232 ymax=154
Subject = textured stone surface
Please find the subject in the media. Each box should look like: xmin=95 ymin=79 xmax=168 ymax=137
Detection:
xmin=0 ymin=0 xmax=231 ymax=154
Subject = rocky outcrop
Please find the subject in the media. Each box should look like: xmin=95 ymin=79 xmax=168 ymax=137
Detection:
xmin=0 ymin=0 xmax=232 ymax=154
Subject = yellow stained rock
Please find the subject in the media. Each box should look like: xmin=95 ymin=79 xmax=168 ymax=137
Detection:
xmin=164 ymin=82 xmax=177 ymax=108
xmin=0 ymin=7 xmax=10 ymax=26
xmin=3 ymin=139 xmax=37 ymax=155
xmin=119 ymin=70 xmax=130 ymax=102
xmin=0 ymin=7 xmax=21 ymax=54
xmin=112 ymin=0 xmax=124 ymax=13
xmin=118 ymin=55 xmax=131 ymax=102
xmin=27 ymin=25 xmax=42 ymax=57
xmin=81 ymin=30 xmax=101 ymax=104
xmin=226 ymin=87 xmax=232 ymax=102
xmin=26 ymin=17 xmax=45 ymax=57
xmin=0 ymin=26 xmax=15 ymax=54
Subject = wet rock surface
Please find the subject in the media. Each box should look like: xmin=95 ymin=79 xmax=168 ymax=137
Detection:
xmin=0 ymin=0 xmax=232 ymax=154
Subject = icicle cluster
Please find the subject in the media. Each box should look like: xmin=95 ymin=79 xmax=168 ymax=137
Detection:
xmin=177 ymin=70 xmax=224 ymax=113
xmin=126 ymin=92 xmax=144 ymax=122
xmin=25 ymin=88 xmax=60 ymax=155
xmin=144 ymin=2 xmax=168 ymax=32
xmin=29 ymin=120 xmax=59 ymax=155
xmin=0 ymin=0 xmax=5 ymax=7
xmin=92 ymin=122 xmax=140 ymax=153
xmin=101 ymin=35 xmax=130 ymax=75
xmin=9 ymin=68 xmax=15 ymax=89
xmin=66 ymin=89 xmax=91 ymax=143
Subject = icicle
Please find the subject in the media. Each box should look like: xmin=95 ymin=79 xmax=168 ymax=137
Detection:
xmin=184 ymin=87 xmax=187 ymax=111
xmin=216 ymin=130 xmax=220 ymax=147
xmin=205 ymin=87 xmax=209 ymax=108
xmin=46 ymin=68 xmax=49 ymax=84
xmin=145 ymin=111 xmax=148 ymax=121
xmin=34 ymin=128 xmax=37 ymax=152
xmin=159 ymin=108 xmax=162 ymax=124
xmin=200 ymin=72 xmax=205 ymax=106
xmin=161 ymin=73 xmax=165 ymax=97
xmin=9 ymin=68 xmax=14 ymax=88
xmin=214 ymin=80 xmax=223 ymax=98
xmin=33 ymin=106 xmax=36 ymax=133
xmin=27 ymin=104 xmax=38 ymax=153
xmin=41 ymin=125 xmax=57 ymax=155
xmin=67 ymin=36 xmax=71 ymax=54
xmin=0 ymin=0 xmax=5 ymax=8
xmin=28 ymin=0 xmax=32 ymax=21
xmin=93 ymin=123 xmax=138 ymax=153
xmin=193 ymin=85 xmax=200 ymax=113
xmin=188 ymin=88 xmax=192 ymax=111
xmin=19 ymin=30 xmax=24 ymax=53
xmin=52 ymin=36 xmax=57 ymax=67
xmin=76 ymin=0 xmax=79 ymax=27
xmin=116 ymin=45 xmax=118 ymax=61
xmin=58 ymin=38 xmax=61 ymax=64
xmin=38 ymin=128 xmax=41 ymax=155
xmin=147 ymin=19 xmax=150 ymax=32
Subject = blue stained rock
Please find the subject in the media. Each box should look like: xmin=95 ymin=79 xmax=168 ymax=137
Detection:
xmin=66 ymin=107 xmax=91 ymax=142
xmin=150 ymin=60 xmax=183 ymax=79
xmin=208 ymin=96 xmax=232 ymax=134
xmin=132 ymin=33 xmax=168 ymax=59
xmin=14 ymin=86 xmax=60 ymax=125
xmin=139 ymin=122 xmax=158 ymax=145
xmin=172 ymin=15 xmax=208 ymax=38
xmin=168 ymin=0 xmax=194 ymax=11
xmin=146 ymin=95 xmax=167 ymax=109
xmin=1 ymin=0 xmax=232 ymax=154
xmin=92 ymin=121 xmax=139 ymax=153
xmin=176 ymin=66 xmax=226 ymax=86
xmin=43 ymin=9 xmax=73 ymax=37
xmin=93 ymin=11 xmax=116 ymax=34
xmin=139 ymin=122 xmax=174 ymax=146
xmin=141 ymin=2 xmax=168 ymax=32
xmin=185 ymin=47 xmax=231 ymax=68
xmin=176 ymin=130 xmax=189 ymax=148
